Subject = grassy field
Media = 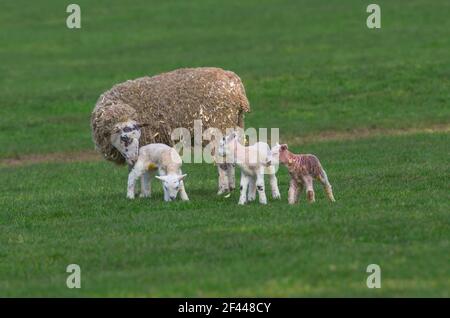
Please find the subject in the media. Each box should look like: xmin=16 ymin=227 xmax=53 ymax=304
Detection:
xmin=0 ymin=1 xmax=449 ymax=296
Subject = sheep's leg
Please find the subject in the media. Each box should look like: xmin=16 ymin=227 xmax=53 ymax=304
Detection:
xmin=267 ymin=165 xmax=281 ymax=199
xmin=318 ymin=171 xmax=335 ymax=202
xmin=127 ymin=163 xmax=145 ymax=199
xmin=256 ymin=170 xmax=267 ymax=205
xmin=238 ymin=173 xmax=250 ymax=205
xmin=247 ymin=176 xmax=256 ymax=201
xmin=157 ymin=168 xmax=170 ymax=201
xmin=303 ymin=175 xmax=315 ymax=203
xmin=217 ymin=164 xmax=230 ymax=195
xmin=227 ymin=164 xmax=236 ymax=191
xmin=128 ymin=163 xmax=140 ymax=195
xmin=179 ymin=180 xmax=189 ymax=201
xmin=288 ymin=178 xmax=299 ymax=205
xmin=140 ymin=171 xmax=151 ymax=198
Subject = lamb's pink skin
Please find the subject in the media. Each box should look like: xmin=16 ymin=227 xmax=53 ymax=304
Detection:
xmin=278 ymin=145 xmax=335 ymax=204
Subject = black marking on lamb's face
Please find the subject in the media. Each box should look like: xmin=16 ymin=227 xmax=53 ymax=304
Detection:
xmin=257 ymin=185 xmax=263 ymax=191
xmin=239 ymin=186 xmax=243 ymax=190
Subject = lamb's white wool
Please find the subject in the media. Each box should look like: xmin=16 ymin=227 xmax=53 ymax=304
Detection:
xmin=218 ymin=132 xmax=280 ymax=205
xmin=127 ymin=143 xmax=189 ymax=202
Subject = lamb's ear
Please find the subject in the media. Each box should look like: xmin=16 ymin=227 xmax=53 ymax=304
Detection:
xmin=155 ymin=175 xmax=167 ymax=181
xmin=178 ymin=174 xmax=187 ymax=181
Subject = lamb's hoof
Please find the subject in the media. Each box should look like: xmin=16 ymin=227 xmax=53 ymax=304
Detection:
xmin=139 ymin=193 xmax=150 ymax=198
xmin=127 ymin=194 xmax=135 ymax=200
xmin=224 ymin=193 xmax=231 ymax=198
xmin=272 ymin=192 xmax=281 ymax=200
xmin=217 ymin=188 xmax=228 ymax=195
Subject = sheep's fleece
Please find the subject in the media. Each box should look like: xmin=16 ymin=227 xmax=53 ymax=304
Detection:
xmin=91 ymin=67 xmax=250 ymax=164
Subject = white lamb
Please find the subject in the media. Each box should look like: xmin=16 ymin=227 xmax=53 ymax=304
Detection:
xmin=127 ymin=143 xmax=189 ymax=202
xmin=218 ymin=132 xmax=280 ymax=205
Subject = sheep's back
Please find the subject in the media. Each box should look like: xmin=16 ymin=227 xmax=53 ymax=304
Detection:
xmin=92 ymin=67 xmax=250 ymax=164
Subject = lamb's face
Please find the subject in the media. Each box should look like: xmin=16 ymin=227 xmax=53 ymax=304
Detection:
xmin=156 ymin=174 xmax=187 ymax=201
xmin=110 ymin=120 xmax=142 ymax=165
xmin=218 ymin=133 xmax=237 ymax=157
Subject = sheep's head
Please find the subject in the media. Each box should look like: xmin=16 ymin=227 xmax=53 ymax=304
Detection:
xmin=110 ymin=120 xmax=146 ymax=165
xmin=271 ymin=143 xmax=289 ymax=164
xmin=218 ymin=131 xmax=239 ymax=157
xmin=155 ymin=174 xmax=187 ymax=201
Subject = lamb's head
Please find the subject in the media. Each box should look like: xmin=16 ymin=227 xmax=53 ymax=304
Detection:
xmin=110 ymin=120 xmax=146 ymax=165
xmin=155 ymin=174 xmax=187 ymax=201
xmin=271 ymin=143 xmax=289 ymax=164
xmin=218 ymin=131 xmax=239 ymax=157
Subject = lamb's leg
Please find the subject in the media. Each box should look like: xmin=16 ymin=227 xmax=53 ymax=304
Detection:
xmin=247 ymin=176 xmax=256 ymax=201
xmin=128 ymin=163 xmax=140 ymax=195
xmin=303 ymin=175 xmax=315 ymax=203
xmin=157 ymin=168 xmax=170 ymax=202
xmin=256 ymin=170 xmax=267 ymax=205
xmin=127 ymin=163 xmax=145 ymax=199
xmin=140 ymin=171 xmax=151 ymax=198
xmin=238 ymin=173 xmax=250 ymax=205
xmin=217 ymin=164 xmax=230 ymax=195
xmin=268 ymin=165 xmax=281 ymax=199
xmin=179 ymin=180 xmax=189 ymax=201
xmin=318 ymin=170 xmax=335 ymax=202
xmin=227 ymin=163 xmax=236 ymax=191
xmin=288 ymin=178 xmax=299 ymax=205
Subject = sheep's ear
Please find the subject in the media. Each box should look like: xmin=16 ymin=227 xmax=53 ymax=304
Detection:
xmin=155 ymin=175 xmax=167 ymax=181
xmin=178 ymin=174 xmax=187 ymax=181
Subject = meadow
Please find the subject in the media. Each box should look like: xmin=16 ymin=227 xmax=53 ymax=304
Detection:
xmin=0 ymin=0 xmax=449 ymax=296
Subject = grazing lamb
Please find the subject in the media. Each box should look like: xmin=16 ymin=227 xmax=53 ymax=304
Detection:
xmin=127 ymin=143 xmax=189 ymax=202
xmin=91 ymin=67 xmax=250 ymax=195
xmin=218 ymin=132 xmax=280 ymax=205
xmin=271 ymin=143 xmax=335 ymax=204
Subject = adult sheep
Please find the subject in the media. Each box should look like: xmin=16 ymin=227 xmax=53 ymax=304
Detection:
xmin=91 ymin=67 xmax=251 ymax=195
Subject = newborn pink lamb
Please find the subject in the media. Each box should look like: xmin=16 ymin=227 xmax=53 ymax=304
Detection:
xmin=272 ymin=143 xmax=336 ymax=204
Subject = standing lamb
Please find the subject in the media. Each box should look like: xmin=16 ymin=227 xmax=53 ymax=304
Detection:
xmin=271 ymin=143 xmax=335 ymax=204
xmin=218 ymin=132 xmax=281 ymax=205
xmin=127 ymin=143 xmax=189 ymax=202
xmin=91 ymin=67 xmax=250 ymax=195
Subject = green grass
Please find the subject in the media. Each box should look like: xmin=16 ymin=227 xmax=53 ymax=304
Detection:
xmin=0 ymin=0 xmax=449 ymax=297
xmin=1 ymin=133 xmax=449 ymax=296
xmin=0 ymin=0 xmax=449 ymax=157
